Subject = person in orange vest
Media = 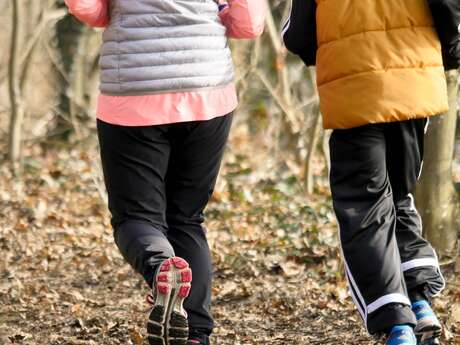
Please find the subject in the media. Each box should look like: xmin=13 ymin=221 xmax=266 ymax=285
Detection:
xmin=283 ymin=1 xmax=460 ymax=345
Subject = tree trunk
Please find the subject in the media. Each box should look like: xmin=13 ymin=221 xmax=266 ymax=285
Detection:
xmin=8 ymin=0 xmax=25 ymax=171
xmin=303 ymin=106 xmax=321 ymax=194
xmin=415 ymin=71 xmax=459 ymax=258
xmin=54 ymin=13 xmax=84 ymax=139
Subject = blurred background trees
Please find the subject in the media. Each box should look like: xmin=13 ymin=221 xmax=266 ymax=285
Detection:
xmin=1 ymin=0 xmax=459 ymax=259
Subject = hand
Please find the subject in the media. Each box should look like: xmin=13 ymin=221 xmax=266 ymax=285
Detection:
xmin=216 ymin=0 xmax=229 ymax=12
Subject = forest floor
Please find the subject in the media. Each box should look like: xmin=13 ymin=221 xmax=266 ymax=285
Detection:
xmin=1 ymin=139 xmax=460 ymax=345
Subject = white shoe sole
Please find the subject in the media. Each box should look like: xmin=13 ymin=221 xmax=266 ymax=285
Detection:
xmin=147 ymin=257 xmax=192 ymax=345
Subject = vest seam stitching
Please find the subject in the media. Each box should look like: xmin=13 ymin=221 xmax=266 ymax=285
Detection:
xmin=102 ymin=59 xmax=232 ymax=70
xmin=318 ymin=65 xmax=443 ymax=87
xmin=100 ymin=49 xmax=232 ymax=56
xmin=318 ymin=25 xmax=435 ymax=46
xmin=100 ymin=82 xmax=235 ymax=96
xmin=103 ymin=35 xmax=227 ymax=43
xmin=120 ymin=11 xmax=217 ymax=16
xmin=102 ymin=74 xmax=234 ymax=83
xmin=99 ymin=49 xmax=232 ymax=57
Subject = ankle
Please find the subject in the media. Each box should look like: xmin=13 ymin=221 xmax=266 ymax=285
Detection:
xmin=411 ymin=299 xmax=431 ymax=310
xmin=408 ymin=284 xmax=430 ymax=304
xmin=386 ymin=325 xmax=416 ymax=345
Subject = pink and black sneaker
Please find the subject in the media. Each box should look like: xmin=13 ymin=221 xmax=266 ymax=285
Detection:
xmin=187 ymin=330 xmax=210 ymax=345
xmin=187 ymin=339 xmax=206 ymax=345
xmin=146 ymin=257 xmax=192 ymax=345
xmin=187 ymin=337 xmax=209 ymax=345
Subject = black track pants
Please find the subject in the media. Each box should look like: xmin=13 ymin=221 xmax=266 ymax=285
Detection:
xmin=97 ymin=114 xmax=233 ymax=334
xmin=329 ymin=119 xmax=445 ymax=334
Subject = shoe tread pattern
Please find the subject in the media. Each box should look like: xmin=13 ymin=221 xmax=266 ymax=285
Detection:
xmin=147 ymin=257 xmax=192 ymax=345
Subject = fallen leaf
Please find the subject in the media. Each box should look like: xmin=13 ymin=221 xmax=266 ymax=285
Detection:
xmin=280 ymin=261 xmax=304 ymax=277
xmin=131 ymin=327 xmax=143 ymax=345
xmin=451 ymin=303 xmax=460 ymax=323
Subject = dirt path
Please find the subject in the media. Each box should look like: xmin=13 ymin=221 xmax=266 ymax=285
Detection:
xmin=1 ymin=146 xmax=458 ymax=345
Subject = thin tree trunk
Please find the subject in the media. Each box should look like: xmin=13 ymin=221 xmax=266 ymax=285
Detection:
xmin=304 ymin=106 xmax=321 ymax=194
xmin=69 ymin=26 xmax=93 ymax=138
xmin=55 ymin=14 xmax=84 ymax=139
xmin=8 ymin=0 xmax=25 ymax=171
xmin=322 ymin=129 xmax=331 ymax=173
xmin=415 ymin=71 xmax=459 ymax=257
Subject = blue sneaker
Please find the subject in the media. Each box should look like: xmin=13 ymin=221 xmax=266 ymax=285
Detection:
xmin=412 ymin=300 xmax=442 ymax=345
xmin=386 ymin=325 xmax=417 ymax=345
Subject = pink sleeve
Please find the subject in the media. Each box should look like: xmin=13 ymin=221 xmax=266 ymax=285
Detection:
xmin=219 ymin=0 xmax=266 ymax=39
xmin=64 ymin=0 xmax=110 ymax=28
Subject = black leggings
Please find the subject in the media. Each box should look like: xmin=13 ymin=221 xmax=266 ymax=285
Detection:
xmin=97 ymin=113 xmax=233 ymax=334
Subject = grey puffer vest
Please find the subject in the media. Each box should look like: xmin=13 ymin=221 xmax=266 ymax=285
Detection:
xmin=99 ymin=0 xmax=235 ymax=95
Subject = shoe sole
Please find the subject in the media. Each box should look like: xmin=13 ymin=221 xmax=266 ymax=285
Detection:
xmin=418 ymin=337 xmax=440 ymax=345
xmin=415 ymin=324 xmax=442 ymax=345
xmin=147 ymin=257 xmax=192 ymax=345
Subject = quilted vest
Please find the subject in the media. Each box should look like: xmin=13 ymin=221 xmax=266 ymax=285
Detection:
xmin=315 ymin=0 xmax=449 ymax=129
xmin=99 ymin=0 xmax=235 ymax=95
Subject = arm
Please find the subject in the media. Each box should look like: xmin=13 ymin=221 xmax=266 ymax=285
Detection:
xmin=218 ymin=0 xmax=266 ymax=39
xmin=282 ymin=0 xmax=317 ymax=66
xmin=427 ymin=0 xmax=460 ymax=70
xmin=64 ymin=0 xmax=110 ymax=28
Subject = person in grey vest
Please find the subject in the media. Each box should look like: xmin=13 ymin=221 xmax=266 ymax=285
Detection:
xmin=64 ymin=1 xmax=266 ymax=344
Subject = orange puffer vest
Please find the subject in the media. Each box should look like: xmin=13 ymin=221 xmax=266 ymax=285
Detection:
xmin=316 ymin=0 xmax=449 ymax=129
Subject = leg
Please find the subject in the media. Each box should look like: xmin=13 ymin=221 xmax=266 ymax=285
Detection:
xmin=165 ymin=114 xmax=233 ymax=337
xmin=329 ymin=124 xmax=416 ymax=335
xmin=385 ymin=119 xmax=445 ymax=300
xmin=386 ymin=119 xmax=444 ymax=300
xmin=97 ymin=119 xmax=175 ymax=285
xmin=394 ymin=195 xmax=444 ymax=299
xmin=386 ymin=119 xmax=445 ymax=344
